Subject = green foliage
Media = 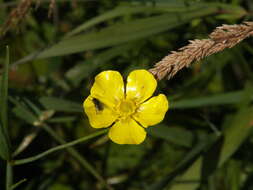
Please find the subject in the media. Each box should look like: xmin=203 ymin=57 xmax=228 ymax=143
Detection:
xmin=0 ymin=0 xmax=253 ymax=189
xmin=0 ymin=47 xmax=11 ymax=161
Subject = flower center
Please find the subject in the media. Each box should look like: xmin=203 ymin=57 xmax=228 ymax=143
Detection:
xmin=117 ymin=99 xmax=136 ymax=119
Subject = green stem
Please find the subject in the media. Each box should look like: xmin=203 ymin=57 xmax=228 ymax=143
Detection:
xmin=6 ymin=163 xmax=13 ymax=190
xmin=13 ymin=129 xmax=107 ymax=166
xmin=43 ymin=125 xmax=113 ymax=190
xmin=10 ymin=179 xmax=27 ymax=190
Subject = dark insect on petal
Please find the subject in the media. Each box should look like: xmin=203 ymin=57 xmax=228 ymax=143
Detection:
xmin=92 ymin=98 xmax=104 ymax=112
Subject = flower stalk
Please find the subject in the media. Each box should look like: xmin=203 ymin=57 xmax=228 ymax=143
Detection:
xmin=42 ymin=124 xmax=113 ymax=190
xmin=6 ymin=163 xmax=13 ymax=190
xmin=13 ymin=129 xmax=107 ymax=166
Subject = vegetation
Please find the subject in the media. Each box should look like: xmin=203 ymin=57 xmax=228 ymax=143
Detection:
xmin=0 ymin=0 xmax=253 ymax=189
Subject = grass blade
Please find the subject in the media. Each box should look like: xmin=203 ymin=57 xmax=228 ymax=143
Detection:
xmin=200 ymin=86 xmax=253 ymax=182
xmin=147 ymin=125 xmax=194 ymax=148
xmin=65 ymin=6 xmax=164 ymax=38
xmin=147 ymin=134 xmax=218 ymax=190
xmin=13 ymin=129 xmax=108 ymax=165
xmin=0 ymin=122 xmax=10 ymax=160
xmin=14 ymin=2 xmax=245 ymax=64
xmin=11 ymin=179 xmax=27 ymax=190
xmin=39 ymin=97 xmax=82 ymax=112
xmin=66 ymin=2 xmax=246 ymax=37
xmin=171 ymin=90 xmax=251 ymax=109
xmin=65 ymin=43 xmax=136 ymax=86
xmin=0 ymin=46 xmax=11 ymax=160
xmin=218 ymin=106 xmax=253 ymax=167
xmin=16 ymin=4 xmax=221 ymax=62
xmin=10 ymin=97 xmax=40 ymax=125
xmin=170 ymin=158 xmax=202 ymax=190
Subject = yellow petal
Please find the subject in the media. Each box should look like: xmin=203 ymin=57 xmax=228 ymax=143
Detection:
xmin=133 ymin=94 xmax=169 ymax=127
xmin=83 ymin=95 xmax=117 ymax=128
xmin=108 ymin=118 xmax=146 ymax=144
xmin=126 ymin=70 xmax=157 ymax=104
xmin=91 ymin=70 xmax=124 ymax=107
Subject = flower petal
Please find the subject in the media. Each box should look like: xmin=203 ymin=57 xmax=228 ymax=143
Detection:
xmin=133 ymin=94 xmax=169 ymax=127
xmin=126 ymin=70 xmax=157 ymax=104
xmin=83 ymin=95 xmax=117 ymax=128
xmin=91 ymin=70 xmax=124 ymax=107
xmin=108 ymin=118 xmax=146 ymax=144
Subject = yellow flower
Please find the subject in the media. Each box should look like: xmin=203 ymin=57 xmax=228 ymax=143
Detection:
xmin=83 ymin=70 xmax=169 ymax=145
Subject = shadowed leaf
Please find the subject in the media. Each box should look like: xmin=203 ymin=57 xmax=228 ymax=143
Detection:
xmin=0 ymin=46 xmax=11 ymax=160
xmin=147 ymin=125 xmax=194 ymax=148
xmin=39 ymin=97 xmax=82 ymax=113
xmin=15 ymin=2 xmax=244 ymax=63
xmin=171 ymin=90 xmax=251 ymax=109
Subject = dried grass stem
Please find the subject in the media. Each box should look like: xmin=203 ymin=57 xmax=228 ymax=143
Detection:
xmin=149 ymin=22 xmax=253 ymax=80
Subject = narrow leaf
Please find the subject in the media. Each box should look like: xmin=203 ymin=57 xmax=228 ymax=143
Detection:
xmin=170 ymin=158 xmax=202 ymax=190
xmin=65 ymin=6 xmax=166 ymax=38
xmin=12 ymin=106 xmax=38 ymax=125
xmin=39 ymin=97 xmax=82 ymax=113
xmin=218 ymin=106 xmax=253 ymax=167
xmin=217 ymin=85 xmax=253 ymax=167
xmin=147 ymin=125 xmax=193 ymax=148
xmin=0 ymin=46 xmax=11 ymax=160
xmin=65 ymin=43 xmax=135 ymax=86
xmin=0 ymin=46 xmax=9 ymax=135
xmin=16 ymin=5 xmax=219 ymax=62
xmin=67 ymin=2 xmax=246 ymax=37
xmin=10 ymin=97 xmax=39 ymax=125
xmin=11 ymin=179 xmax=27 ymax=190
xmin=148 ymin=134 xmax=218 ymax=190
xmin=171 ymin=90 xmax=251 ymax=109
xmin=0 ymin=123 xmax=10 ymax=160
xmin=48 ymin=116 xmax=76 ymax=123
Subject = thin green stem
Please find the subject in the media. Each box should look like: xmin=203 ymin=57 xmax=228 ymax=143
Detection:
xmin=13 ymin=129 xmax=107 ymax=166
xmin=6 ymin=163 xmax=13 ymax=190
xmin=10 ymin=179 xmax=27 ymax=190
xmin=43 ymin=125 xmax=113 ymax=190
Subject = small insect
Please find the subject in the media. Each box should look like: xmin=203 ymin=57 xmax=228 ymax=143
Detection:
xmin=92 ymin=98 xmax=103 ymax=112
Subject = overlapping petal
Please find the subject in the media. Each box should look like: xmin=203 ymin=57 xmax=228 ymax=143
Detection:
xmin=83 ymin=95 xmax=117 ymax=128
xmin=126 ymin=70 xmax=157 ymax=104
xmin=83 ymin=69 xmax=169 ymax=145
xmin=133 ymin=94 xmax=169 ymax=127
xmin=108 ymin=118 xmax=146 ymax=144
xmin=91 ymin=71 xmax=124 ymax=107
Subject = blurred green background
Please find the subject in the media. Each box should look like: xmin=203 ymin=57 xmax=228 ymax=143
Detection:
xmin=0 ymin=0 xmax=253 ymax=189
